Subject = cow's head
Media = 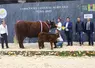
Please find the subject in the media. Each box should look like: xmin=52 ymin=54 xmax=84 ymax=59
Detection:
xmin=46 ymin=20 xmax=56 ymax=29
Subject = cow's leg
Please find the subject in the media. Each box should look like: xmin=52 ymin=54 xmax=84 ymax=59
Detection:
xmin=50 ymin=42 xmax=53 ymax=50
xmin=18 ymin=36 xmax=25 ymax=48
xmin=18 ymin=41 xmax=24 ymax=48
xmin=42 ymin=42 xmax=45 ymax=49
xmin=38 ymin=41 xmax=42 ymax=49
xmin=54 ymin=41 xmax=57 ymax=48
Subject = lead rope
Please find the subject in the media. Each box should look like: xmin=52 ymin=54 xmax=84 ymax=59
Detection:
xmin=44 ymin=22 xmax=50 ymax=29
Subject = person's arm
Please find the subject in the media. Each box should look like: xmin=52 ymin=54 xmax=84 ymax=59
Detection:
xmin=81 ymin=22 xmax=84 ymax=32
xmin=68 ymin=22 xmax=72 ymax=30
xmin=0 ymin=25 xmax=2 ymax=37
xmin=63 ymin=22 xmax=66 ymax=27
xmin=84 ymin=22 xmax=86 ymax=33
xmin=6 ymin=25 xmax=8 ymax=35
xmin=92 ymin=22 xmax=94 ymax=33
xmin=75 ymin=23 xmax=77 ymax=33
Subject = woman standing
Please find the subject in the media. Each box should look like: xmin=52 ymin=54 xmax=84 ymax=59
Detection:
xmin=55 ymin=18 xmax=63 ymax=48
xmin=0 ymin=19 xmax=9 ymax=49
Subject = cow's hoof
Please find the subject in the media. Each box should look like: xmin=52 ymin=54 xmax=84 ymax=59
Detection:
xmin=42 ymin=47 xmax=45 ymax=49
xmin=39 ymin=47 xmax=42 ymax=49
xmin=51 ymin=48 xmax=53 ymax=50
xmin=54 ymin=47 xmax=57 ymax=48
xmin=20 ymin=47 xmax=25 ymax=49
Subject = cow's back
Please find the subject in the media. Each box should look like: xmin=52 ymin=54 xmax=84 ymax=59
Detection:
xmin=15 ymin=21 xmax=30 ymax=36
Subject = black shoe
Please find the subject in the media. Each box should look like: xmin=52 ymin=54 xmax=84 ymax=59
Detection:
xmin=80 ymin=44 xmax=82 ymax=46
xmin=91 ymin=44 xmax=94 ymax=46
xmin=80 ymin=45 xmax=82 ymax=46
xmin=6 ymin=47 xmax=9 ymax=48
xmin=89 ymin=44 xmax=91 ymax=46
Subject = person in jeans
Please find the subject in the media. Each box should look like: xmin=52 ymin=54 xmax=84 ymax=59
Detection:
xmin=55 ymin=29 xmax=63 ymax=48
xmin=75 ymin=17 xmax=84 ymax=46
xmin=55 ymin=18 xmax=64 ymax=47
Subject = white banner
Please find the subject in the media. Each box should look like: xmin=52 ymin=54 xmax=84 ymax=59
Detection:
xmin=84 ymin=14 xmax=93 ymax=19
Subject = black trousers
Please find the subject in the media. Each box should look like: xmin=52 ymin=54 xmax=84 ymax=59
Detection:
xmin=86 ymin=30 xmax=94 ymax=46
xmin=1 ymin=33 xmax=9 ymax=48
xmin=65 ymin=31 xmax=73 ymax=46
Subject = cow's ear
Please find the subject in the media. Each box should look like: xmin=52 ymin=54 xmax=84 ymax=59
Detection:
xmin=52 ymin=18 xmax=54 ymax=22
xmin=50 ymin=20 xmax=52 ymax=23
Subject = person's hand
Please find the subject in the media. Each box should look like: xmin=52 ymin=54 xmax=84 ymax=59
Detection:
xmin=66 ymin=28 xmax=69 ymax=31
xmin=93 ymin=32 xmax=94 ymax=34
xmin=0 ymin=35 xmax=2 ymax=38
xmin=82 ymin=32 xmax=85 ymax=34
xmin=49 ymin=30 xmax=51 ymax=32
xmin=76 ymin=32 xmax=77 ymax=34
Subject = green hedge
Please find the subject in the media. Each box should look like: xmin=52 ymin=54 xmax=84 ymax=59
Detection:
xmin=59 ymin=51 xmax=95 ymax=57
xmin=1 ymin=51 xmax=95 ymax=57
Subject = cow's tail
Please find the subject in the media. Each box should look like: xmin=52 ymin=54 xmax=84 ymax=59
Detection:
xmin=15 ymin=22 xmax=19 ymax=41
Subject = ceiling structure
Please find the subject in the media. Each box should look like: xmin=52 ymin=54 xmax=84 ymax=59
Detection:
xmin=0 ymin=0 xmax=77 ymax=4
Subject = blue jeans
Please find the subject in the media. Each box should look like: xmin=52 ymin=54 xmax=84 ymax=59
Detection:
xmin=77 ymin=32 xmax=84 ymax=45
xmin=56 ymin=41 xmax=63 ymax=47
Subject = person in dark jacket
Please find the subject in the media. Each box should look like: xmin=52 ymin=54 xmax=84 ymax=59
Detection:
xmin=64 ymin=17 xmax=73 ymax=46
xmin=75 ymin=17 xmax=84 ymax=46
xmin=84 ymin=18 xmax=94 ymax=46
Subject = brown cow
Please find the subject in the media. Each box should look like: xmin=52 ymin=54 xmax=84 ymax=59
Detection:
xmin=38 ymin=32 xmax=59 ymax=50
xmin=15 ymin=20 xmax=56 ymax=48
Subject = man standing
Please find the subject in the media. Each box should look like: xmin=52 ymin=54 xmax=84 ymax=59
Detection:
xmin=84 ymin=18 xmax=94 ymax=46
xmin=0 ymin=19 xmax=9 ymax=49
xmin=64 ymin=17 xmax=73 ymax=46
xmin=75 ymin=17 xmax=84 ymax=46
